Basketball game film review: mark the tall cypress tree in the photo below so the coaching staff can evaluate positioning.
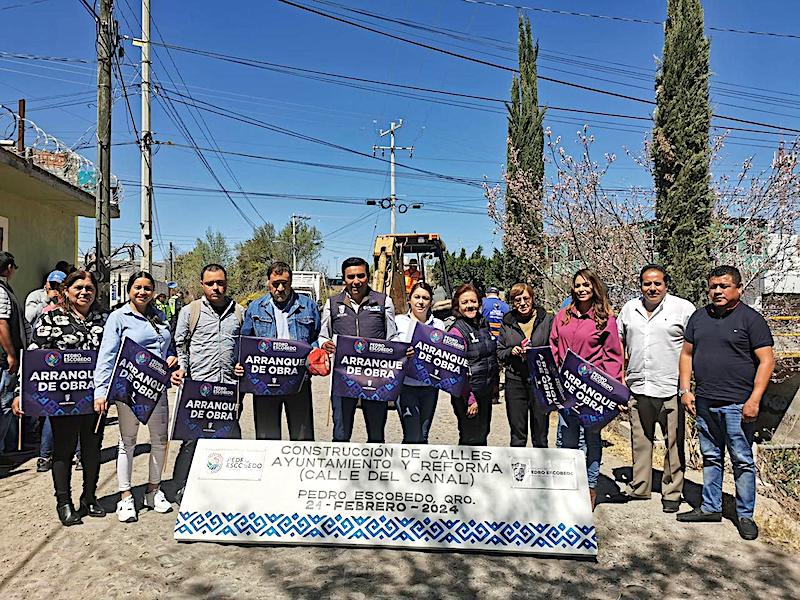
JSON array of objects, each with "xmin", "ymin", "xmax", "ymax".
[
  {"xmin": 505, "ymin": 15, "xmax": 545, "ymax": 289},
  {"xmin": 653, "ymin": 0, "xmax": 713, "ymax": 302}
]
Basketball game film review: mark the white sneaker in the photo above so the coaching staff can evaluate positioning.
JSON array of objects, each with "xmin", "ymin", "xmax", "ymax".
[
  {"xmin": 116, "ymin": 495, "xmax": 137, "ymax": 523},
  {"xmin": 144, "ymin": 489, "xmax": 173, "ymax": 513}
]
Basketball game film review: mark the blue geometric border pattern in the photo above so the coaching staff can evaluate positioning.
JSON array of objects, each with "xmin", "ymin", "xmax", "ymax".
[{"xmin": 175, "ymin": 512, "xmax": 597, "ymax": 551}]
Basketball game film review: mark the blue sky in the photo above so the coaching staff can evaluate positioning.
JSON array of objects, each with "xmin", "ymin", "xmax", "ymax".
[{"xmin": 2, "ymin": 0, "xmax": 798, "ymax": 275}]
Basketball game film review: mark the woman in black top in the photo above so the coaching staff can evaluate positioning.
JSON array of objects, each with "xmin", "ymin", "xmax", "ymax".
[
  {"xmin": 447, "ymin": 283, "xmax": 498, "ymax": 446},
  {"xmin": 13, "ymin": 271, "xmax": 108, "ymax": 526},
  {"xmin": 496, "ymin": 283, "xmax": 554, "ymax": 448}
]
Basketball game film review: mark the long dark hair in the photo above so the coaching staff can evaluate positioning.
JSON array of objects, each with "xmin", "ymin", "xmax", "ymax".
[
  {"xmin": 563, "ymin": 268, "xmax": 613, "ymax": 331},
  {"xmin": 451, "ymin": 283, "xmax": 483, "ymax": 321},
  {"xmin": 126, "ymin": 271, "xmax": 165, "ymax": 331},
  {"xmin": 61, "ymin": 270, "xmax": 100, "ymax": 316}
]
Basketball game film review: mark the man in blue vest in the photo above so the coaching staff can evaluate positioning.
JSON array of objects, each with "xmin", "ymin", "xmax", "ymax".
[{"xmin": 321, "ymin": 257, "xmax": 397, "ymax": 443}]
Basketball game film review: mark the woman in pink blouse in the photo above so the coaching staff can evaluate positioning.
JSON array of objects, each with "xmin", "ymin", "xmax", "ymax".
[{"xmin": 550, "ymin": 269, "xmax": 623, "ymax": 509}]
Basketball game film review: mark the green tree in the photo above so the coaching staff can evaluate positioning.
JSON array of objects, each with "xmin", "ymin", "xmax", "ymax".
[
  {"xmin": 276, "ymin": 221, "xmax": 323, "ymax": 272},
  {"xmin": 229, "ymin": 220, "xmax": 324, "ymax": 299},
  {"xmin": 653, "ymin": 0, "xmax": 713, "ymax": 302},
  {"xmin": 173, "ymin": 228, "xmax": 233, "ymax": 298},
  {"xmin": 505, "ymin": 14, "xmax": 546, "ymax": 288},
  {"xmin": 435, "ymin": 246, "xmax": 504, "ymax": 291},
  {"xmin": 230, "ymin": 223, "xmax": 280, "ymax": 298}
]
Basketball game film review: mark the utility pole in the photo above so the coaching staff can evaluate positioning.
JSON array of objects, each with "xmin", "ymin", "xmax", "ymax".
[
  {"xmin": 16, "ymin": 99, "xmax": 25, "ymax": 154},
  {"xmin": 291, "ymin": 213, "xmax": 310, "ymax": 271},
  {"xmin": 373, "ymin": 119, "xmax": 413, "ymax": 234},
  {"xmin": 95, "ymin": 0, "xmax": 114, "ymax": 305},
  {"xmin": 167, "ymin": 241, "xmax": 174, "ymax": 281},
  {"xmin": 135, "ymin": 0, "xmax": 153, "ymax": 271}
]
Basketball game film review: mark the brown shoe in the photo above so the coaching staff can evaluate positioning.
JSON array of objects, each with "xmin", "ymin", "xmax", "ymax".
[{"xmin": 589, "ymin": 488, "xmax": 597, "ymax": 511}]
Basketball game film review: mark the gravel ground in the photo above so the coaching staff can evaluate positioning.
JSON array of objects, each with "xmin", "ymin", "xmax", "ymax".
[{"xmin": 0, "ymin": 376, "xmax": 798, "ymax": 600}]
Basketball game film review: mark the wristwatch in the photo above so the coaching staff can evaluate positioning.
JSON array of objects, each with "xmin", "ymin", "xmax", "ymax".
[{"xmin": 678, "ymin": 388, "xmax": 691, "ymax": 397}]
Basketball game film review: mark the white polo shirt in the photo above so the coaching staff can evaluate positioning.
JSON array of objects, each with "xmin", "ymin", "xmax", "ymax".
[{"xmin": 617, "ymin": 293, "xmax": 696, "ymax": 398}]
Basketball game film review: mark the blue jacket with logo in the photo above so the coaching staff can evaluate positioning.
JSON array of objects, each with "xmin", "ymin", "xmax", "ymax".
[{"xmin": 241, "ymin": 291, "xmax": 321, "ymax": 346}]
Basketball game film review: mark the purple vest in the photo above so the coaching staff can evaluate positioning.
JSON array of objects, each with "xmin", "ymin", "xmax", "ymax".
[{"xmin": 329, "ymin": 289, "xmax": 388, "ymax": 339}]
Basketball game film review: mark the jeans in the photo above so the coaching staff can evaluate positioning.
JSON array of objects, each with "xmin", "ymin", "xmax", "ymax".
[
  {"xmin": 0, "ymin": 369, "xmax": 19, "ymax": 453},
  {"xmin": 116, "ymin": 396, "xmax": 169, "ymax": 491},
  {"xmin": 560, "ymin": 410, "xmax": 602, "ymax": 488},
  {"xmin": 695, "ymin": 399, "xmax": 756, "ymax": 518},
  {"xmin": 397, "ymin": 385, "xmax": 438, "ymax": 444},
  {"xmin": 50, "ymin": 414, "xmax": 105, "ymax": 505},
  {"xmin": 40, "ymin": 417, "xmax": 54, "ymax": 458},
  {"xmin": 331, "ymin": 396, "xmax": 387, "ymax": 443},
  {"xmin": 556, "ymin": 413, "xmax": 586, "ymax": 451},
  {"xmin": 504, "ymin": 377, "xmax": 549, "ymax": 448},
  {"xmin": 253, "ymin": 381, "xmax": 315, "ymax": 441}
]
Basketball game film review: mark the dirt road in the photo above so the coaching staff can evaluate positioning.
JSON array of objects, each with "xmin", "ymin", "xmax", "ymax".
[{"xmin": 1, "ymin": 377, "xmax": 798, "ymax": 599}]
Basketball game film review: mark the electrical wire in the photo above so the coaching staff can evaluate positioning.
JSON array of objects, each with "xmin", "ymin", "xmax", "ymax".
[
  {"xmin": 460, "ymin": 0, "xmax": 800, "ymax": 40},
  {"xmin": 276, "ymin": 0, "xmax": 800, "ymax": 134}
]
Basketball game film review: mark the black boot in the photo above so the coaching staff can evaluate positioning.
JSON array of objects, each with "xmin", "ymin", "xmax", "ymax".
[
  {"xmin": 56, "ymin": 502, "xmax": 83, "ymax": 526},
  {"xmin": 78, "ymin": 497, "xmax": 107, "ymax": 518}
]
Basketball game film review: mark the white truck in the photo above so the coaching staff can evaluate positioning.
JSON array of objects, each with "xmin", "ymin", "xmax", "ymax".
[{"xmin": 293, "ymin": 271, "xmax": 325, "ymax": 304}]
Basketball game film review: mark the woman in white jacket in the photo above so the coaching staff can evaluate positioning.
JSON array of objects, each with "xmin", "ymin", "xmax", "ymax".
[{"xmin": 394, "ymin": 281, "xmax": 445, "ymax": 444}]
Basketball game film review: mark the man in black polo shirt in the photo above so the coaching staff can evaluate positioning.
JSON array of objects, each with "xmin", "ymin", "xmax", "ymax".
[
  {"xmin": 320, "ymin": 257, "xmax": 397, "ymax": 443},
  {"xmin": 676, "ymin": 266, "xmax": 774, "ymax": 540}
]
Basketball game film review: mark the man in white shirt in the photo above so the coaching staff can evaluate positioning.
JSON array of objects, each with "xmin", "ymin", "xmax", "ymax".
[{"xmin": 617, "ymin": 264, "xmax": 696, "ymax": 513}]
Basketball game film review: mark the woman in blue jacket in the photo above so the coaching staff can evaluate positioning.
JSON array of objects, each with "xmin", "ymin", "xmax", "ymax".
[{"xmin": 94, "ymin": 272, "xmax": 177, "ymax": 523}]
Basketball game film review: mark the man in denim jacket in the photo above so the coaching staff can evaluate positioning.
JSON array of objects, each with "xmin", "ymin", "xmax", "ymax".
[{"xmin": 240, "ymin": 261, "xmax": 321, "ymax": 440}]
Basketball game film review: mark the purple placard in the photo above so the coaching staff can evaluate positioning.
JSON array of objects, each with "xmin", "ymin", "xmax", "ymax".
[
  {"xmin": 526, "ymin": 346, "xmax": 570, "ymax": 413},
  {"xmin": 332, "ymin": 335, "xmax": 408, "ymax": 402},
  {"xmin": 171, "ymin": 379, "xmax": 241, "ymax": 441},
  {"xmin": 404, "ymin": 321, "xmax": 468, "ymax": 397},
  {"xmin": 21, "ymin": 349, "xmax": 97, "ymax": 417},
  {"xmin": 107, "ymin": 337, "xmax": 170, "ymax": 424},
  {"xmin": 560, "ymin": 350, "xmax": 630, "ymax": 431},
  {"xmin": 238, "ymin": 336, "xmax": 311, "ymax": 396}
]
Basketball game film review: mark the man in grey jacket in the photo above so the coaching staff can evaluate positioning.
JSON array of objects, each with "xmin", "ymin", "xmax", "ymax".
[{"xmin": 169, "ymin": 263, "xmax": 244, "ymax": 501}]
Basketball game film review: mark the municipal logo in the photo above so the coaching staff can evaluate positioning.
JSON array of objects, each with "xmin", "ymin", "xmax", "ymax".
[
  {"xmin": 353, "ymin": 338, "xmax": 367, "ymax": 354},
  {"xmin": 429, "ymin": 330, "xmax": 443, "ymax": 344},
  {"xmin": 44, "ymin": 351, "xmax": 61, "ymax": 367},
  {"xmin": 511, "ymin": 462, "xmax": 527, "ymax": 482},
  {"xmin": 577, "ymin": 364, "xmax": 590, "ymax": 377},
  {"xmin": 257, "ymin": 339, "xmax": 271, "ymax": 353},
  {"xmin": 199, "ymin": 383, "xmax": 213, "ymax": 397},
  {"xmin": 135, "ymin": 351, "xmax": 150, "ymax": 366},
  {"xmin": 206, "ymin": 452, "xmax": 223, "ymax": 473}
]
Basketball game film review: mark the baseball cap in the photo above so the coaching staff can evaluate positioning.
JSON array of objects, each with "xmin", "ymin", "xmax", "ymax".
[
  {"xmin": 487, "ymin": 286, "xmax": 500, "ymax": 294},
  {"xmin": 47, "ymin": 270, "xmax": 67, "ymax": 284}
]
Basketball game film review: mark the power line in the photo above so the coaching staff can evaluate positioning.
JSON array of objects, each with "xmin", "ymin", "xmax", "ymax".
[
  {"xmin": 137, "ymin": 40, "xmax": 798, "ymax": 138},
  {"xmin": 160, "ymin": 88, "xmax": 488, "ymax": 189},
  {"xmin": 460, "ymin": 0, "xmax": 800, "ymax": 40},
  {"xmin": 114, "ymin": 0, "xmax": 261, "ymax": 231},
  {"xmin": 155, "ymin": 141, "xmax": 502, "ymax": 185},
  {"xmin": 276, "ymin": 0, "xmax": 800, "ymax": 134},
  {"xmin": 1, "ymin": 0, "xmax": 52, "ymax": 9}
]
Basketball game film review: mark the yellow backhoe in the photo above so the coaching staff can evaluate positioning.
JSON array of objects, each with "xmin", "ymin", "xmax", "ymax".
[{"xmin": 371, "ymin": 233, "xmax": 453, "ymax": 319}]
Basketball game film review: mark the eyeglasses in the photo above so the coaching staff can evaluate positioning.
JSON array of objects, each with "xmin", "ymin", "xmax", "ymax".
[{"xmin": 513, "ymin": 297, "xmax": 532, "ymax": 305}]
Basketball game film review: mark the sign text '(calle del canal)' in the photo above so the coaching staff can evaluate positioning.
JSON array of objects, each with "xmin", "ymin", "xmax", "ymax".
[{"xmin": 176, "ymin": 440, "xmax": 597, "ymax": 557}]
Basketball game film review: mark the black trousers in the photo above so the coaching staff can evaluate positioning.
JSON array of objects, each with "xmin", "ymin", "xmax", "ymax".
[
  {"xmin": 504, "ymin": 376, "xmax": 549, "ymax": 448},
  {"xmin": 332, "ymin": 396, "xmax": 388, "ymax": 443},
  {"xmin": 50, "ymin": 413, "xmax": 105, "ymax": 505},
  {"xmin": 450, "ymin": 389, "xmax": 492, "ymax": 446},
  {"xmin": 253, "ymin": 380, "xmax": 315, "ymax": 441}
]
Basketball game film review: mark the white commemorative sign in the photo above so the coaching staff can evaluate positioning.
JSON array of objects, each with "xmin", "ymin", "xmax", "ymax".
[{"xmin": 175, "ymin": 440, "xmax": 597, "ymax": 556}]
